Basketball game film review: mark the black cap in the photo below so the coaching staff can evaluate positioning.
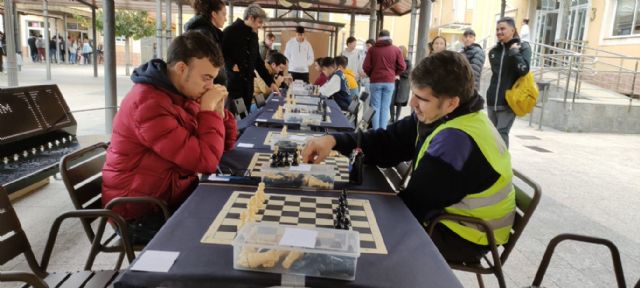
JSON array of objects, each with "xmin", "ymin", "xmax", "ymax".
[
  {"xmin": 296, "ymin": 26, "xmax": 305, "ymax": 34},
  {"xmin": 463, "ymin": 28, "xmax": 476, "ymax": 37}
]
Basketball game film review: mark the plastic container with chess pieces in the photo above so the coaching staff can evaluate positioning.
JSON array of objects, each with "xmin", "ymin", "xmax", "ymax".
[
  {"xmin": 283, "ymin": 111, "xmax": 323, "ymax": 126},
  {"xmin": 233, "ymin": 222, "xmax": 360, "ymax": 281},
  {"xmin": 261, "ymin": 163, "xmax": 335, "ymax": 189}
]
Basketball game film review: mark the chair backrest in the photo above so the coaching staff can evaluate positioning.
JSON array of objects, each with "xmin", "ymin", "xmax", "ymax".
[
  {"xmin": 348, "ymin": 98, "xmax": 360, "ymax": 115},
  {"xmin": 254, "ymin": 93, "xmax": 266, "ymax": 108},
  {"xmin": 234, "ymin": 98, "xmax": 248, "ymax": 119},
  {"xmin": 358, "ymin": 106, "xmax": 376, "ymax": 131},
  {"xmin": 499, "ymin": 169, "xmax": 542, "ymax": 264},
  {"xmin": 0, "ymin": 187, "xmax": 44, "ymax": 277},
  {"xmin": 59, "ymin": 142, "xmax": 109, "ymax": 241},
  {"xmin": 359, "ymin": 91, "xmax": 370, "ymax": 102}
]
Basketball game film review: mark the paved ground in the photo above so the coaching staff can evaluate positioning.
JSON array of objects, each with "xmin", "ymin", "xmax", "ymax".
[{"xmin": 1, "ymin": 63, "xmax": 640, "ymax": 287}]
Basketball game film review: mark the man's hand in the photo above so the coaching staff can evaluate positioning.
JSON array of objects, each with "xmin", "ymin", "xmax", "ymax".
[
  {"xmin": 301, "ymin": 135, "xmax": 336, "ymax": 164},
  {"xmin": 270, "ymin": 83, "xmax": 280, "ymax": 94},
  {"xmin": 359, "ymin": 71, "xmax": 367, "ymax": 78},
  {"xmin": 510, "ymin": 43, "xmax": 521, "ymax": 50},
  {"xmin": 200, "ymin": 85, "xmax": 228, "ymax": 116}
]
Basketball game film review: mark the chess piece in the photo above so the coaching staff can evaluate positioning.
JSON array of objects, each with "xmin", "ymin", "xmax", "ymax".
[
  {"xmin": 281, "ymin": 125, "xmax": 288, "ymax": 137},
  {"xmin": 283, "ymin": 152, "xmax": 290, "ymax": 166},
  {"xmin": 291, "ymin": 151, "xmax": 299, "ymax": 166},
  {"xmin": 282, "ymin": 251, "xmax": 304, "ymax": 269},
  {"xmin": 277, "ymin": 152, "xmax": 285, "ymax": 167},
  {"xmin": 322, "ymin": 99, "xmax": 328, "ymax": 122}
]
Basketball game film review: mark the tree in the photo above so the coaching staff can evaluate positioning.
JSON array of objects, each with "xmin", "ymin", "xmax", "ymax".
[{"xmin": 78, "ymin": 10, "xmax": 155, "ymax": 75}]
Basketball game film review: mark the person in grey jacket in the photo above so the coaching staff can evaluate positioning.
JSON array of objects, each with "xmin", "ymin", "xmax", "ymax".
[
  {"xmin": 486, "ymin": 17, "xmax": 531, "ymax": 147},
  {"xmin": 460, "ymin": 29, "xmax": 485, "ymax": 91}
]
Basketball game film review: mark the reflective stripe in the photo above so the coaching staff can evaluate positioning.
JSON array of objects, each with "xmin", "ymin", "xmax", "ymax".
[
  {"xmin": 457, "ymin": 210, "xmax": 515, "ymax": 231},
  {"xmin": 450, "ymin": 182, "xmax": 513, "ymax": 210}
]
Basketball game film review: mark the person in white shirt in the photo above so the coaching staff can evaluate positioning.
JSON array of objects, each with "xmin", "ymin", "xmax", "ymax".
[
  {"xmin": 284, "ymin": 26, "xmax": 314, "ymax": 83},
  {"xmin": 341, "ymin": 36, "xmax": 365, "ymax": 84},
  {"xmin": 520, "ymin": 18, "xmax": 530, "ymax": 42}
]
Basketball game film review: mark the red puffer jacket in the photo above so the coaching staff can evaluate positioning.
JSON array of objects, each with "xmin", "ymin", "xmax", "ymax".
[{"xmin": 102, "ymin": 83, "xmax": 237, "ymax": 220}]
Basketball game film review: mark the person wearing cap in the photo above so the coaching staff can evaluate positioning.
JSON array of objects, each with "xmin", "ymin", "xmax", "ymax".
[
  {"xmin": 222, "ymin": 3, "xmax": 278, "ymax": 114},
  {"xmin": 284, "ymin": 26, "xmax": 315, "ymax": 83},
  {"xmin": 460, "ymin": 28, "xmax": 485, "ymax": 91},
  {"xmin": 302, "ymin": 51, "xmax": 515, "ymax": 264}
]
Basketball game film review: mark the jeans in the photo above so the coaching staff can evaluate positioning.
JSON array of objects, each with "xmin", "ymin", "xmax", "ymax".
[
  {"xmin": 369, "ymin": 82, "xmax": 395, "ymax": 130},
  {"xmin": 487, "ymin": 107, "xmax": 516, "ymax": 147}
]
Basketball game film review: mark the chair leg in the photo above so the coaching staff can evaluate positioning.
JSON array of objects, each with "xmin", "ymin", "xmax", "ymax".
[
  {"xmin": 495, "ymin": 270, "xmax": 507, "ymax": 288},
  {"xmin": 476, "ymin": 273, "xmax": 485, "ymax": 288},
  {"xmin": 115, "ymin": 251, "xmax": 125, "ymax": 270}
]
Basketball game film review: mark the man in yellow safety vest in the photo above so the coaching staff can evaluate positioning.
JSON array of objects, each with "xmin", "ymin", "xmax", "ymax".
[{"xmin": 302, "ymin": 50, "xmax": 516, "ymax": 263}]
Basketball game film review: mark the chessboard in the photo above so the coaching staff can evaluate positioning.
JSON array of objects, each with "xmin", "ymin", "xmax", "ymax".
[
  {"xmin": 263, "ymin": 131, "xmax": 323, "ymax": 146},
  {"xmin": 271, "ymin": 112, "xmax": 332, "ymax": 124},
  {"xmin": 248, "ymin": 152, "xmax": 350, "ymax": 183},
  {"xmin": 201, "ymin": 191, "xmax": 388, "ymax": 254}
]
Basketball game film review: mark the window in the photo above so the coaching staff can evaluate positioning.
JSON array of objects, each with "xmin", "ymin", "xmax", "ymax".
[{"xmin": 612, "ymin": 0, "xmax": 640, "ymax": 36}]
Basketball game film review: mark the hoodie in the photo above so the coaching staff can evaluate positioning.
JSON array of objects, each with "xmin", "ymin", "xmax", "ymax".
[
  {"xmin": 363, "ymin": 38, "xmax": 406, "ymax": 83},
  {"xmin": 486, "ymin": 38, "xmax": 531, "ymax": 109},
  {"xmin": 103, "ymin": 59, "xmax": 237, "ymax": 220},
  {"xmin": 462, "ymin": 43, "xmax": 486, "ymax": 90}
]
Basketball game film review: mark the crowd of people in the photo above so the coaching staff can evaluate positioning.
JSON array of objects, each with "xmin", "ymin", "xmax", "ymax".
[
  {"xmin": 100, "ymin": 3, "xmax": 531, "ymax": 264},
  {"xmin": 25, "ymin": 33, "xmax": 97, "ymax": 65}
]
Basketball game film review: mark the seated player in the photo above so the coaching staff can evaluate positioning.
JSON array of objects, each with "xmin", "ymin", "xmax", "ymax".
[
  {"xmin": 318, "ymin": 57, "xmax": 351, "ymax": 111},
  {"xmin": 302, "ymin": 51, "xmax": 516, "ymax": 264},
  {"xmin": 102, "ymin": 31, "xmax": 237, "ymax": 244},
  {"xmin": 312, "ymin": 57, "xmax": 328, "ymax": 86},
  {"xmin": 254, "ymin": 52, "xmax": 292, "ymax": 97},
  {"xmin": 334, "ymin": 56, "xmax": 359, "ymax": 99}
]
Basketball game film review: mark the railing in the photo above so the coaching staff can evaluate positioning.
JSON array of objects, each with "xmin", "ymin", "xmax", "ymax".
[{"xmin": 529, "ymin": 40, "xmax": 639, "ymax": 110}]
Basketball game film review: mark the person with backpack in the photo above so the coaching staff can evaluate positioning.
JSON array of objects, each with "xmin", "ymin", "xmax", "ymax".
[{"xmin": 486, "ymin": 17, "xmax": 531, "ymax": 147}]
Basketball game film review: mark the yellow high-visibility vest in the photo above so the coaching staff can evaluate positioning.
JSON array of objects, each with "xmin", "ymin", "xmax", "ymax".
[{"xmin": 415, "ymin": 112, "xmax": 516, "ymax": 245}]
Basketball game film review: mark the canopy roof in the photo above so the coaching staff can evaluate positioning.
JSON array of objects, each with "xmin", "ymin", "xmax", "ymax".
[{"xmin": 264, "ymin": 18, "xmax": 344, "ymax": 34}]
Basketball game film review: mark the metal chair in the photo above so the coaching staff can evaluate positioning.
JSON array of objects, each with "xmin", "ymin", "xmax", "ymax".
[
  {"xmin": 254, "ymin": 93, "xmax": 266, "ymax": 108},
  {"xmin": 427, "ymin": 169, "xmax": 542, "ymax": 288},
  {"xmin": 59, "ymin": 142, "xmax": 169, "ymax": 270},
  {"xmin": 347, "ymin": 98, "xmax": 361, "ymax": 127},
  {"xmin": 359, "ymin": 91, "xmax": 370, "ymax": 102},
  {"xmin": 357, "ymin": 105, "xmax": 376, "ymax": 131},
  {"xmin": 234, "ymin": 98, "xmax": 249, "ymax": 119},
  {"xmin": 529, "ymin": 234, "xmax": 626, "ymax": 288},
  {"xmin": 0, "ymin": 186, "xmax": 135, "ymax": 288}
]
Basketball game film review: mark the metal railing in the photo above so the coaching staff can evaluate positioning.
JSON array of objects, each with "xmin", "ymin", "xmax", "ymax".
[{"xmin": 529, "ymin": 40, "xmax": 639, "ymax": 110}]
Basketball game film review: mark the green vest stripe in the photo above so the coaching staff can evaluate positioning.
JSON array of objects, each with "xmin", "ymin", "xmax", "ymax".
[{"xmin": 415, "ymin": 111, "xmax": 516, "ymax": 246}]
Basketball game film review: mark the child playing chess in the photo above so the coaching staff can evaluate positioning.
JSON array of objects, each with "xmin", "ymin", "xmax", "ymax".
[
  {"xmin": 334, "ymin": 56, "xmax": 359, "ymax": 100},
  {"xmin": 318, "ymin": 57, "xmax": 351, "ymax": 111}
]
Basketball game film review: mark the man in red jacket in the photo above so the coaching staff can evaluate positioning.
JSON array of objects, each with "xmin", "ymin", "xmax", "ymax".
[
  {"xmin": 102, "ymin": 31, "xmax": 237, "ymax": 244},
  {"xmin": 363, "ymin": 30, "xmax": 406, "ymax": 130}
]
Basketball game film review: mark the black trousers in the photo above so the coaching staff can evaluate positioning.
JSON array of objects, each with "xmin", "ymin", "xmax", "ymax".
[
  {"xmin": 125, "ymin": 212, "xmax": 166, "ymax": 245},
  {"xmin": 429, "ymin": 223, "xmax": 490, "ymax": 264},
  {"xmin": 289, "ymin": 72, "xmax": 309, "ymax": 83},
  {"xmin": 227, "ymin": 71, "xmax": 254, "ymax": 116}
]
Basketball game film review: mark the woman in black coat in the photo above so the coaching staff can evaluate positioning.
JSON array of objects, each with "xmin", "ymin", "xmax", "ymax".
[
  {"xmin": 184, "ymin": 0, "xmax": 227, "ymax": 85},
  {"xmin": 390, "ymin": 46, "xmax": 412, "ymax": 123}
]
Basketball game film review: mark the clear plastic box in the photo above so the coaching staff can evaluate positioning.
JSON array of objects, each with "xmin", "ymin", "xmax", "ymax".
[
  {"xmin": 283, "ymin": 111, "xmax": 324, "ymax": 126},
  {"xmin": 260, "ymin": 164, "xmax": 335, "ymax": 189},
  {"xmin": 233, "ymin": 222, "xmax": 360, "ymax": 281}
]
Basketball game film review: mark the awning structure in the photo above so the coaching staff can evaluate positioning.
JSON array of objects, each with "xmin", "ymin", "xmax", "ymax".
[{"xmin": 265, "ymin": 18, "xmax": 345, "ymax": 34}]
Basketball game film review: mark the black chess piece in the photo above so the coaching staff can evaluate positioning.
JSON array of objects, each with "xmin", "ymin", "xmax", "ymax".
[
  {"xmin": 340, "ymin": 217, "xmax": 351, "ymax": 229},
  {"xmin": 283, "ymin": 152, "xmax": 290, "ymax": 166},
  {"xmin": 322, "ymin": 100, "xmax": 328, "ymax": 122},
  {"xmin": 292, "ymin": 151, "xmax": 299, "ymax": 166},
  {"xmin": 277, "ymin": 152, "xmax": 285, "ymax": 167},
  {"xmin": 270, "ymin": 152, "xmax": 278, "ymax": 168}
]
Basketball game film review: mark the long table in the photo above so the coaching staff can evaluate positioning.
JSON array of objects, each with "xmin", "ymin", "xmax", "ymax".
[
  {"xmin": 253, "ymin": 95, "xmax": 354, "ymax": 132},
  {"xmin": 114, "ymin": 183, "xmax": 462, "ymax": 288},
  {"xmin": 217, "ymin": 126, "xmax": 395, "ymax": 193}
]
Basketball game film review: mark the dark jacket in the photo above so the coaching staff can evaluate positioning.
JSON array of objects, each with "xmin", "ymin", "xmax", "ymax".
[
  {"xmin": 462, "ymin": 43, "xmax": 486, "ymax": 90},
  {"xmin": 331, "ymin": 93, "xmax": 499, "ymax": 223},
  {"xmin": 222, "ymin": 18, "xmax": 273, "ymax": 86},
  {"xmin": 331, "ymin": 70, "xmax": 352, "ymax": 111},
  {"xmin": 362, "ymin": 38, "xmax": 406, "ymax": 83},
  {"xmin": 184, "ymin": 15, "xmax": 227, "ymax": 86},
  {"xmin": 393, "ymin": 59, "xmax": 412, "ymax": 106},
  {"xmin": 102, "ymin": 59, "xmax": 237, "ymax": 220},
  {"xmin": 486, "ymin": 38, "xmax": 531, "ymax": 109}
]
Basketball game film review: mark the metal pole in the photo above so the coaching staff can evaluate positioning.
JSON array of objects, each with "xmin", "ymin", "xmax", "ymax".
[
  {"xmin": 13, "ymin": 3, "xmax": 22, "ymax": 71},
  {"xmin": 44, "ymin": 0, "xmax": 51, "ymax": 80},
  {"xmin": 178, "ymin": 4, "xmax": 183, "ymax": 36},
  {"xmin": 616, "ymin": 58, "xmax": 623, "ymax": 92},
  {"xmin": 156, "ymin": 0, "xmax": 163, "ymax": 59},
  {"xmin": 408, "ymin": 0, "xmax": 418, "ymax": 64},
  {"xmin": 368, "ymin": 0, "xmax": 377, "ymax": 40},
  {"xmin": 4, "ymin": 0, "xmax": 19, "ymax": 86},
  {"xmin": 333, "ymin": 31, "xmax": 338, "ymax": 57},
  {"xmin": 104, "ymin": 0, "xmax": 117, "ymax": 133},
  {"xmin": 166, "ymin": 0, "xmax": 172, "ymax": 58},
  {"xmin": 54, "ymin": 18, "xmax": 58, "ymax": 63},
  {"xmin": 629, "ymin": 61, "xmax": 638, "ymax": 112},
  {"xmin": 349, "ymin": 13, "xmax": 355, "ymax": 37},
  {"xmin": 416, "ymin": 0, "xmax": 432, "ymax": 61},
  {"xmin": 92, "ymin": 7, "xmax": 98, "ymax": 77},
  {"xmin": 64, "ymin": 15, "xmax": 68, "ymax": 64},
  {"xmin": 563, "ymin": 56, "xmax": 573, "ymax": 106},
  {"xmin": 229, "ymin": 1, "xmax": 234, "ymax": 25}
]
